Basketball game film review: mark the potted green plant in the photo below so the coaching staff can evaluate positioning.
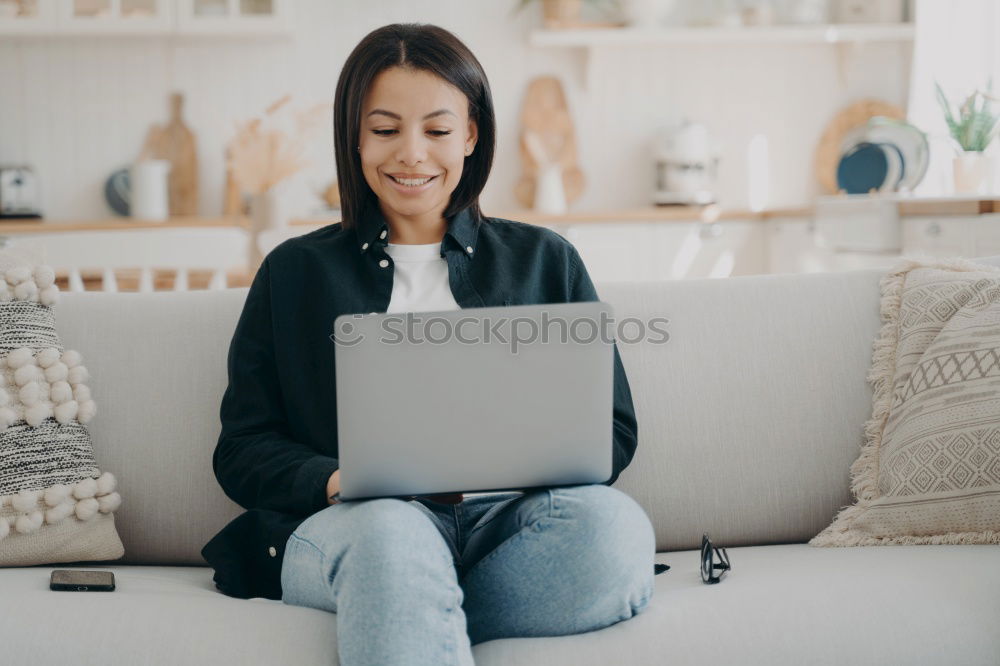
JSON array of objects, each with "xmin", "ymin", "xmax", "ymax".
[
  {"xmin": 512, "ymin": 0, "xmax": 619, "ymax": 29},
  {"xmin": 935, "ymin": 80, "xmax": 1000, "ymax": 194}
]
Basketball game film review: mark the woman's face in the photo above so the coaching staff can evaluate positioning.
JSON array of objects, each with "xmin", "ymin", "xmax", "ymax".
[{"xmin": 359, "ymin": 67, "xmax": 477, "ymax": 223}]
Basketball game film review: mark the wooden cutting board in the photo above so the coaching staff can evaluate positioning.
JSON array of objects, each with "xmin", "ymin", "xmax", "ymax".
[
  {"xmin": 139, "ymin": 92, "xmax": 199, "ymax": 216},
  {"xmin": 514, "ymin": 76, "xmax": 585, "ymax": 209}
]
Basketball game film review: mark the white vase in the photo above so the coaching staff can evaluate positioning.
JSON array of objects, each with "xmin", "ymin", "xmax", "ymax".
[
  {"xmin": 952, "ymin": 152, "xmax": 994, "ymax": 195},
  {"xmin": 534, "ymin": 163, "xmax": 567, "ymax": 214}
]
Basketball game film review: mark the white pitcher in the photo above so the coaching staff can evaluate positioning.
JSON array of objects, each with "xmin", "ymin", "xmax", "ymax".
[{"xmin": 130, "ymin": 159, "xmax": 171, "ymax": 222}]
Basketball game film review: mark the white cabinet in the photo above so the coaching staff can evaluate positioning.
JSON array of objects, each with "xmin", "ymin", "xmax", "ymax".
[
  {"xmin": 547, "ymin": 210, "xmax": 999, "ymax": 282},
  {"xmin": 559, "ymin": 219, "xmax": 765, "ymax": 282},
  {"xmin": 902, "ymin": 217, "xmax": 977, "ymax": 258},
  {"xmin": 765, "ymin": 218, "xmax": 835, "ymax": 274},
  {"xmin": 972, "ymin": 214, "xmax": 1000, "ymax": 259},
  {"xmin": 900, "ymin": 214, "xmax": 1000, "ymax": 261},
  {"xmin": 813, "ymin": 196, "xmax": 900, "ymax": 252},
  {"xmin": 766, "ymin": 216, "xmax": 908, "ymax": 275},
  {"xmin": 0, "ymin": 0, "xmax": 290, "ymax": 34},
  {"xmin": 561, "ymin": 223, "xmax": 660, "ymax": 283},
  {"xmin": 659, "ymin": 220, "xmax": 765, "ymax": 279}
]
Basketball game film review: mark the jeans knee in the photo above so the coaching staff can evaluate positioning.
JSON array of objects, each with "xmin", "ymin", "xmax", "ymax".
[
  {"xmin": 549, "ymin": 485, "xmax": 655, "ymax": 594},
  {"xmin": 552, "ymin": 485, "xmax": 655, "ymax": 551},
  {"xmin": 346, "ymin": 499, "xmax": 451, "ymax": 560}
]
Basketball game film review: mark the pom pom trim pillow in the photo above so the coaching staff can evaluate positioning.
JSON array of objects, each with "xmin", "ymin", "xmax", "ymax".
[
  {"xmin": 0, "ymin": 260, "xmax": 124, "ymax": 565},
  {"xmin": 811, "ymin": 257, "xmax": 1000, "ymax": 547}
]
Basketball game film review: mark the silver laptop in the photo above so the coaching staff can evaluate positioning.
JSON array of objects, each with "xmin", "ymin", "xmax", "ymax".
[{"xmin": 333, "ymin": 301, "xmax": 615, "ymax": 501}]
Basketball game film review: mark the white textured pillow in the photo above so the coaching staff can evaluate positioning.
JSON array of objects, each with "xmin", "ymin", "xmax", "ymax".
[
  {"xmin": 0, "ymin": 256, "xmax": 124, "ymax": 565},
  {"xmin": 811, "ymin": 257, "xmax": 1000, "ymax": 547}
]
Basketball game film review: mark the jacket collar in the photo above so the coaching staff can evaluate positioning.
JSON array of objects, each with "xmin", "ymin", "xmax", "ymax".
[{"xmin": 355, "ymin": 203, "xmax": 481, "ymax": 260}]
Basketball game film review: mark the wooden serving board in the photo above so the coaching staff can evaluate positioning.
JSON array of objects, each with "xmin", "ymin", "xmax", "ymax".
[
  {"xmin": 514, "ymin": 76, "xmax": 585, "ymax": 209},
  {"xmin": 139, "ymin": 92, "xmax": 199, "ymax": 216}
]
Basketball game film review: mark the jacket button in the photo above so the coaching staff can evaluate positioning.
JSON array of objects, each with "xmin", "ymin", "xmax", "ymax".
[
  {"xmin": 465, "ymin": 246, "xmax": 473, "ymax": 254},
  {"xmin": 379, "ymin": 230, "xmax": 387, "ymax": 240},
  {"xmin": 268, "ymin": 546, "xmax": 277, "ymax": 557},
  {"xmin": 361, "ymin": 242, "xmax": 368, "ymax": 250},
  {"xmin": 379, "ymin": 259, "xmax": 389, "ymax": 268}
]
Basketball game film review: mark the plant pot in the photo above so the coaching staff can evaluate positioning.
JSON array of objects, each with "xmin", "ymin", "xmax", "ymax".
[
  {"xmin": 542, "ymin": 0, "xmax": 582, "ymax": 28},
  {"xmin": 952, "ymin": 151, "xmax": 994, "ymax": 195}
]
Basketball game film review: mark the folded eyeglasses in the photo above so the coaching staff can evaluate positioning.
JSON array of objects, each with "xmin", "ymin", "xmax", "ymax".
[{"xmin": 701, "ymin": 533, "xmax": 731, "ymax": 584}]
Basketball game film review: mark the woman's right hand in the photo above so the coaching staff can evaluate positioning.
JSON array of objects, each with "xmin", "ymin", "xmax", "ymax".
[
  {"xmin": 327, "ymin": 469, "xmax": 341, "ymax": 505},
  {"xmin": 326, "ymin": 469, "xmax": 463, "ymax": 505}
]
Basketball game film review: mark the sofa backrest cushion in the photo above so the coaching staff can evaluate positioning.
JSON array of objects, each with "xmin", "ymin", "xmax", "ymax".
[
  {"xmin": 51, "ymin": 256, "xmax": 1000, "ymax": 563},
  {"xmin": 604, "ymin": 254, "xmax": 1000, "ymax": 551},
  {"xmin": 53, "ymin": 290, "xmax": 244, "ymax": 565}
]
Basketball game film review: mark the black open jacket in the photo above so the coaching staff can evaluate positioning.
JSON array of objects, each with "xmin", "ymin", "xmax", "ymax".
[{"xmin": 200, "ymin": 204, "xmax": 639, "ymax": 600}]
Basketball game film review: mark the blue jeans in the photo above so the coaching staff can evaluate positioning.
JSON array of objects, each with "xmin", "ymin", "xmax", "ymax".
[{"xmin": 280, "ymin": 483, "xmax": 656, "ymax": 666}]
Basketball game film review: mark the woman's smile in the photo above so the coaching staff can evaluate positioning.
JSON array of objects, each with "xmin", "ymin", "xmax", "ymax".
[{"xmin": 384, "ymin": 171, "xmax": 440, "ymax": 195}]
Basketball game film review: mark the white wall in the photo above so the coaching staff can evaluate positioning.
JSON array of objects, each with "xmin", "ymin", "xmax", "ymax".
[{"xmin": 0, "ymin": 0, "xmax": 912, "ymax": 220}]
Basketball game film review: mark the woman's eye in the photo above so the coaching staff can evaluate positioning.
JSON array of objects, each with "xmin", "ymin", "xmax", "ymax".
[{"xmin": 371, "ymin": 130, "xmax": 452, "ymax": 137}]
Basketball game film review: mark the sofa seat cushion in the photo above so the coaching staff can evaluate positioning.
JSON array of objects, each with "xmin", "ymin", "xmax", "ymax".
[
  {"xmin": 0, "ymin": 564, "xmax": 335, "ymax": 664},
  {"xmin": 1, "ymin": 544, "xmax": 997, "ymax": 665},
  {"xmin": 480, "ymin": 544, "xmax": 1000, "ymax": 665}
]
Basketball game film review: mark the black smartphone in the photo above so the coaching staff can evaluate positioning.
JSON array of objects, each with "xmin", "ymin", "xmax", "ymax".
[{"xmin": 49, "ymin": 569, "xmax": 116, "ymax": 592}]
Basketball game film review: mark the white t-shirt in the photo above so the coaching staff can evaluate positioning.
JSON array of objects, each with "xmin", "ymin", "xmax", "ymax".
[
  {"xmin": 383, "ymin": 242, "xmax": 460, "ymax": 313},
  {"xmin": 382, "ymin": 241, "xmax": 517, "ymax": 500}
]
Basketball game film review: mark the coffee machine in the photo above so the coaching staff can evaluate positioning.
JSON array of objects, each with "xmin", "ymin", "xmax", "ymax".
[
  {"xmin": 0, "ymin": 166, "xmax": 43, "ymax": 218},
  {"xmin": 652, "ymin": 120, "xmax": 720, "ymax": 206}
]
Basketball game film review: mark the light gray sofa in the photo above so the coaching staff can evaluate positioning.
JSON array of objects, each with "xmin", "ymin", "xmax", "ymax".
[{"xmin": 2, "ymin": 258, "xmax": 999, "ymax": 665}]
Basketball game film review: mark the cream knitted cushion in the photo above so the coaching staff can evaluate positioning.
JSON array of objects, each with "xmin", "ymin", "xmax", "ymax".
[
  {"xmin": 811, "ymin": 257, "xmax": 1000, "ymax": 547},
  {"xmin": 0, "ymin": 255, "xmax": 124, "ymax": 565}
]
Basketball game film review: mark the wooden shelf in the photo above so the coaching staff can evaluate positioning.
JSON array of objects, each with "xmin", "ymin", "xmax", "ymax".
[
  {"xmin": 4, "ymin": 196, "xmax": 998, "ymax": 236},
  {"xmin": 486, "ymin": 205, "xmax": 811, "ymax": 224},
  {"xmin": 529, "ymin": 23, "xmax": 916, "ymax": 47},
  {"xmin": 0, "ymin": 216, "xmax": 252, "ymax": 233},
  {"xmin": 817, "ymin": 194, "xmax": 1000, "ymax": 217},
  {"xmin": 528, "ymin": 22, "xmax": 915, "ymax": 91},
  {"xmin": 0, "ymin": 207, "xmax": 805, "ymax": 234},
  {"xmin": 293, "ymin": 206, "xmax": 812, "ymax": 227}
]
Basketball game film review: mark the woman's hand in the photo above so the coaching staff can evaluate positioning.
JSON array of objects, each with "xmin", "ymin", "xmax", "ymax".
[
  {"xmin": 326, "ymin": 470, "xmax": 463, "ymax": 505},
  {"xmin": 327, "ymin": 469, "xmax": 341, "ymax": 505}
]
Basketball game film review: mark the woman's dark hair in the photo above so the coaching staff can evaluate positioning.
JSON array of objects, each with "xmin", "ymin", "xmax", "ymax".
[{"xmin": 333, "ymin": 23, "xmax": 497, "ymax": 230}]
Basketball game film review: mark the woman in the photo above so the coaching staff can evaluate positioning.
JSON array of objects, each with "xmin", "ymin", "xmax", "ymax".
[{"xmin": 202, "ymin": 22, "xmax": 655, "ymax": 666}]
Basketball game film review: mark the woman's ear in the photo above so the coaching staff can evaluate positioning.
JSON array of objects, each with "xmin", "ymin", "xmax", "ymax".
[{"xmin": 466, "ymin": 118, "xmax": 478, "ymax": 155}]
